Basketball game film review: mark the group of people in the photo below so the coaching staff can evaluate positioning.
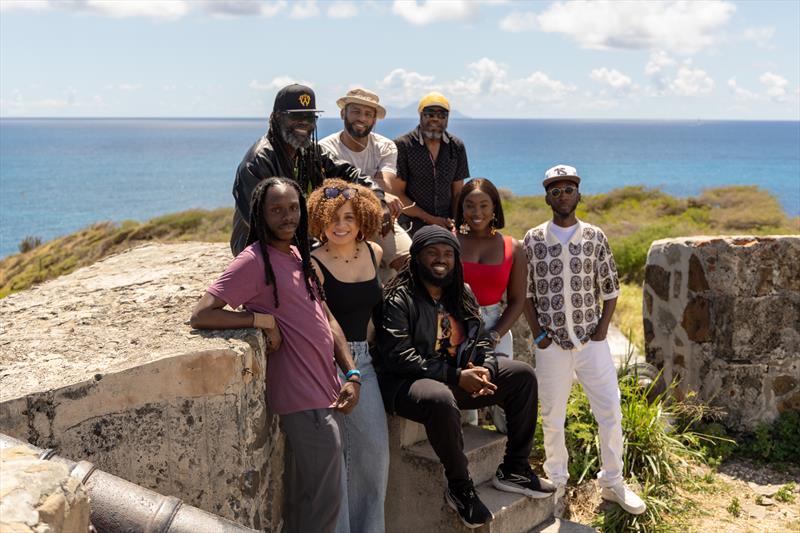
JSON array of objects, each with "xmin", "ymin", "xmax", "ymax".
[{"xmin": 190, "ymin": 84, "xmax": 646, "ymax": 532}]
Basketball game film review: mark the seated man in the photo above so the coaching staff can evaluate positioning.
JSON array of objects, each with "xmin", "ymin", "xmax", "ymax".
[{"xmin": 373, "ymin": 225, "xmax": 555, "ymax": 528}]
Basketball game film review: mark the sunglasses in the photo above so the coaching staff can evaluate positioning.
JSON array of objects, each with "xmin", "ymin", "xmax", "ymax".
[
  {"xmin": 549, "ymin": 186, "xmax": 578, "ymax": 198},
  {"xmin": 282, "ymin": 111, "xmax": 318, "ymax": 123},
  {"xmin": 422, "ymin": 110, "xmax": 449, "ymax": 120},
  {"xmin": 323, "ymin": 187, "xmax": 358, "ymax": 200}
]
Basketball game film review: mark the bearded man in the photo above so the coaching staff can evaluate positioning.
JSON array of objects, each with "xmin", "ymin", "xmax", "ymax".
[{"xmin": 230, "ymin": 83, "xmax": 399, "ymax": 256}]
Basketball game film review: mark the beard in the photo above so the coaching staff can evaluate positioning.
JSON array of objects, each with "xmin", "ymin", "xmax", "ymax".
[
  {"xmin": 421, "ymin": 129, "xmax": 443, "ymax": 140},
  {"xmin": 344, "ymin": 117, "xmax": 373, "ymax": 139},
  {"xmin": 280, "ymin": 123, "xmax": 313, "ymax": 150},
  {"xmin": 417, "ymin": 262, "xmax": 455, "ymax": 288}
]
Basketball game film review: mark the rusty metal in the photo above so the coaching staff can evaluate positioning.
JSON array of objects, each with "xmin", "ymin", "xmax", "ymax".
[{"xmin": 0, "ymin": 433, "xmax": 258, "ymax": 533}]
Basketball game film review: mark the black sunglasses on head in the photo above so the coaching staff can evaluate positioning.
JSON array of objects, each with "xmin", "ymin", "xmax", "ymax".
[
  {"xmin": 323, "ymin": 187, "xmax": 358, "ymax": 200},
  {"xmin": 549, "ymin": 186, "xmax": 578, "ymax": 198}
]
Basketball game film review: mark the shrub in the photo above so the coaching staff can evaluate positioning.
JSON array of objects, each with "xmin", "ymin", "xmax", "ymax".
[
  {"xmin": 726, "ymin": 497, "xmax": 741, "ymax": 517},
  {"xmin": 775, "ymin": 483, "xmax": 797, "ymax": 504},
  {"xmin": 18, "ymin": 235, "xmax": 42, "ymax": 253},
  {"xmin": 738, "ymin": 410, "xmax": 800, "ymax": 464}
]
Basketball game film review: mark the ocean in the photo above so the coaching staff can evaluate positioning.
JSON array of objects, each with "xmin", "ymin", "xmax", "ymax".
[{"xmin": 1, "ymin": 118, "xmax": 798, "ymax": 258}]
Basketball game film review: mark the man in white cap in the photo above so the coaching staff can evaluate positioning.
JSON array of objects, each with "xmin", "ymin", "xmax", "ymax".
[
  {"xmin": 391, "ymin": 92, "xmax": 470, "ymax": 236},
  {"xmin": 319, "ymin": 88, "xmax": 411, "ymax": 273},
  {"xmin": 522, "ymin": 164, "xmax": 646, "ymax": 517}
]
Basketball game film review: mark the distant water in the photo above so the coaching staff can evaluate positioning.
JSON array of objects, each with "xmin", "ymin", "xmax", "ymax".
[{"xmin": 1, "ymin": 118, "xmax": 798, "ymax": 258}]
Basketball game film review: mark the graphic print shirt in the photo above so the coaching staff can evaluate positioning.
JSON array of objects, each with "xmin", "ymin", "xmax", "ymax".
[
  {"xmin": 523, "ymin": 220, "xmax": 620, "ymax": 350},
  {"xmin": 434, "ymin": 305, "xmax": 466, "ymax": 359}
]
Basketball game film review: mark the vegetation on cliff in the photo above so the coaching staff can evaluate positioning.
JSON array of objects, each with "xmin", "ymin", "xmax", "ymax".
[{"xmin": 2, "ymin": 185, "xmax": 796, "ymax": 301}]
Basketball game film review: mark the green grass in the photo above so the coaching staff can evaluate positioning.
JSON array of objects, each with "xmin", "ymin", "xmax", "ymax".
[{"xmin": 2, "ymin": 185, "xmax": 796, "ymax": 299}]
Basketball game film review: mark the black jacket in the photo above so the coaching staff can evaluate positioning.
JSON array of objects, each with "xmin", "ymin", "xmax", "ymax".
[
  {"xmin": 230, "ymin": 134, "xmax": 385, "ymax": 256},
  {"xmin": 372, "ymin": 281, "xmax": 498, "ymax": 412}
]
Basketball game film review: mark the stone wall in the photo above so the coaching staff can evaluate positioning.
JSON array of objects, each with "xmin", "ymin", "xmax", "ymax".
[
  {"xmin": 643, "ymin": 236, "xmax": 800, "ymax": 431},
  {"xmin": 0, "ymin": 243, "xmax": 283, "ymax": 531}
]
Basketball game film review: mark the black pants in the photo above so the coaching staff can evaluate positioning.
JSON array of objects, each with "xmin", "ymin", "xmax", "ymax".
[{"xmin": 393, "ymin": 358, "xmax": 538, "ymax": 488}]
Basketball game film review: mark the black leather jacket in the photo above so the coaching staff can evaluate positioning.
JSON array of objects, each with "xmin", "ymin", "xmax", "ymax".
[
  {"xmin": 230, "ymin": 134, "xmax": 385, "ymax": 256},
  {"xmin": 372, "ymin": 282, "xmax": 498, "ymax": 412}
]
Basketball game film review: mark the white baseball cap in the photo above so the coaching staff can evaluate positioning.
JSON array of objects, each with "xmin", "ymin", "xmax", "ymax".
[{"xmin": 543, "ymin": 164, "xmax": 581, "ymax": 188}]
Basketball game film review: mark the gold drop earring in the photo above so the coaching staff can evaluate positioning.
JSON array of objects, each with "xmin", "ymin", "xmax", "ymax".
[
  {"xmin": 459, "ymin": 222, "xmax": 470, "ymax": 235},
  {"xmin": 489, "ymin": 215, "xmax": 497, "ymax": 236}
]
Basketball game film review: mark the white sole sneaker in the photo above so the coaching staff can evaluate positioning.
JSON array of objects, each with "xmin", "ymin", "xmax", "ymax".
[
  {"xmin": 491, "ymin": 476, "xmax": 555, "ymax": 499},
  {"xmin": 601, "ymin": 486, "xmax": 647, "ymax": 515}
]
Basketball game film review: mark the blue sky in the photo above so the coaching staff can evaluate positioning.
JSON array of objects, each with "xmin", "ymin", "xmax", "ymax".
[{"xmin": 1, "ymin": 0, "xmax": 798, "ymax": 119}]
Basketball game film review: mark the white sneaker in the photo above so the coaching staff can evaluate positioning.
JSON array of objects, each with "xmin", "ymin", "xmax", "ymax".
[{"xmin": 601, "ymin": 482, "xmax": 646, "ymax": 515}]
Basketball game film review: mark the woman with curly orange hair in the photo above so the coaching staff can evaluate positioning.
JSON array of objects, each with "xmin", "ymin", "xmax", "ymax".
[{"xmin": 307, "ymin": 178, "xmax": 389, "ymax": 533}]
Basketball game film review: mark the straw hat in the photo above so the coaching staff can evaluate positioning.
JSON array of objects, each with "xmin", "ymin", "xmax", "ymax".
[{"xmin": 336, "ymin": 87, "xmax": 387, "ymax": 119}]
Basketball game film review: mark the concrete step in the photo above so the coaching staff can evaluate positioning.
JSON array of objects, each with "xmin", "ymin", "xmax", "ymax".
[
  {"xmin": 476, "ymin": 481, "xmax": 554, "ymax": 533},
  {"xmin": 404, "ymin": 424, "xmax": 508, "ymax": 485}
]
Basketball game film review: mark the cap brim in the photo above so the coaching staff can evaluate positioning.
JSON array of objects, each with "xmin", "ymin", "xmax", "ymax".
[
  {"xmin": 543, "ymin": 176, "xmax": 580, "ymax": 188},
  {"xmin": 336, "ymin": 97, "xmax": 386, "ymax": 119},
  {"xmin": 282, "ymin": 109, "xmax": 324, "ymax": 114}
]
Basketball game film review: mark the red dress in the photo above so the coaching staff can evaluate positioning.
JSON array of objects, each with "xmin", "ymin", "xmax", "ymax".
[{"xmin": 462, "ymin": 235, "xmax": 514, "ymax": 307}]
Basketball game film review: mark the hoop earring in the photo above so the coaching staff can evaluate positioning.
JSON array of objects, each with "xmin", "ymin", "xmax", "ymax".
[
  {"xmin": 319, "ymin": 234, "xmax": 328, "ymax": 244},
  {"xmin": 357, "ymin": 231, "xmax": 365, "ymax": 242},
  {"xmin": 489, "ymin": 215, "xmax": 497, "ymax": 236},
  {"xmin": 458, "ymin": 222, "xmax": 470, "ymax": 235}
]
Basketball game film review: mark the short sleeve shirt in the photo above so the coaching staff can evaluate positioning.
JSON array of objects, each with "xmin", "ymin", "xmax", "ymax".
[
  {"xmin": 523, "ymin": 220, "xmax": 620, "ymax": 350},
  {"xmin": 394, "ymin": 127, "xmax": 470, "ymax": 218},
  {"xmin": 319, "ymin": 131, "xmax": 398, "ymax": 177},
  {"xmin": 207, "ymin": 243, "xmax": 340, "ymax": 415}
]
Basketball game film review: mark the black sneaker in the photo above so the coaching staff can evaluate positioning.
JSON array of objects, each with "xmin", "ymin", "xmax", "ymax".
[
  {"xmin": 492, "ymin": 464, "xmax": 557, "ymax": 499},
  {"xmin": 445, "ymin": 482, "xmax": 493, "ymax": 529}
]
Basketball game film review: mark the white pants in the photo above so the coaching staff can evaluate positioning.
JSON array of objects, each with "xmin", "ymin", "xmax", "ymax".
[{"xmin": 536, "ymin": 339, "xmax": 624, "ymax": 488}]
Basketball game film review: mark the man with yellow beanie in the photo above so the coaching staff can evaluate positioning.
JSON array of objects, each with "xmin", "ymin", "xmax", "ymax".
[{"xmin": 390, "ymin": 92, "xmax": 470, "ymax": 236}]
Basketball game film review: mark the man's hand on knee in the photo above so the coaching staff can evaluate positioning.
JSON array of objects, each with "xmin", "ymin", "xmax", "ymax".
[{"xmin": 459, "ymin": 363, "xmax": 497, "ymax": 398}]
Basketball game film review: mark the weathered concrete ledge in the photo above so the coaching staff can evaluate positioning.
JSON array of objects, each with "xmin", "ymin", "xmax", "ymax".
[
  {"xmin": 0, "ymin": 243, "xmax": 282, "ymax": 530},
  {"xmin": 643, "ymin": 235, "xmax": 800, "ymax": 431}
]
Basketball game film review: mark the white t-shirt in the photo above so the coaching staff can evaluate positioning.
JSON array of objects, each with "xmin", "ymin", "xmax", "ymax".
[
  {"xmin": 319, "ymin": 131, "xmax": 398, "ymax": 177},
  {"xmin": 550, "ymin": 222, "xmax": 579, "ymax": 245}
]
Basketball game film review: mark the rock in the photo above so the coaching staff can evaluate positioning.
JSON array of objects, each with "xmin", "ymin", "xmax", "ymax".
[{"xmin": 643, "ymin": 236, "xmax": 800, "ymax": 431}]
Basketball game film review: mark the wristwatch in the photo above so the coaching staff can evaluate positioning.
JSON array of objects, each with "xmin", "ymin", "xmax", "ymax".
[{"xmin": 488, "ymin": 330, "xmax": 502, "ymax": 345}]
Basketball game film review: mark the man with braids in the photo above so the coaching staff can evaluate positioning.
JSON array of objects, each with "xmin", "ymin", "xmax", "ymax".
[
  {"xmin": 191, "ymin": 177, "xmax": 361, "ymax": 533},
  {"xmin": 230, "ymin": 83, "xmax": 399, "ymax": 256},
  {"xmin": 373, "ymin": 225, "xmax": 555, "ymax": 529}
]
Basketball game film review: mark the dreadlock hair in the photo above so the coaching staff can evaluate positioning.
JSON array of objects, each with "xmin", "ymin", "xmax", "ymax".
[
  {"xmin": 266, "ymin": 113, "xmax": 327, "ymax": 194},
  {"xmin": 383, "ymin": 247, "xmax": 480, "ymax": 322},
  {"xmin": 244, "ymin": 177, "xmax": 325, "ymax": 308}
]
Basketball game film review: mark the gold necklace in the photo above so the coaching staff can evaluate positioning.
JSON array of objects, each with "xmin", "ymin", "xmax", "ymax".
[
  {"xmin": 325, "ymin": 241, "xmax": 360, "ymax": 263},
  {"xmin": 343, "ymin": 130, "xmax": 368, "ymax": 151}
]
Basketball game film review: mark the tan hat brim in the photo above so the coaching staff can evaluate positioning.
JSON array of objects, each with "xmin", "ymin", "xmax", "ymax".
[{"xmin": 336, "ymin": 96, "xmax": 386, "ymax": 119}]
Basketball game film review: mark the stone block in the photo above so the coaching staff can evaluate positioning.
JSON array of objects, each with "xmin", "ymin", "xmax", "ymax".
[
  {"xmin": 643, "ymin": 236, "xmax": 800, "ymax": 431},
  {"xmin": 0, "ymin": 243, "xmax": 282, "ymax": 530}
]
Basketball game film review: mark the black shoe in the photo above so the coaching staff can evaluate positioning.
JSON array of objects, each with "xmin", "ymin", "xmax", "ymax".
[
  {"xmin": 445, "ymin": 482, "xmax": 493, "ymax": 529},
  {"xmin": 492, "ymin": 464, "xmax": 557, "ymax": 499}
]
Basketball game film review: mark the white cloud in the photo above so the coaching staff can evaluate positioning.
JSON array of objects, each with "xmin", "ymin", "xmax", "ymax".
[
  {"xmin": 392, "ymin": 0, "xmax": 477, "ymax": 26},
  {"xmin": 289, "ymin": 0, "xmax": 319, "ymax": 19},
  {"xmin": 201, "ymin": 1, "xmax": 286, "ymax": 17},
  {"xmin": 118, "ymin": 83, "xmax": 143, "ymax": 92},
  {"xmin": 498, "ymin": 10, "xmax": 537, "ymax": 32},
  {"xmin": 668, "ymin": 66, "xmax": 714, "ymax": 96},
  {"xmin": 727, "ymin": 78, "xmax": 757, "ymax": 102},
  {"xmin": 249, "ymin": 77, "xmax": 314, "ymax": 91},
  {"xmin": 447, "ymin": 57, "xmax": 509, "ymax": 96},
  {"xmin": 377, "ymin": 68, "xmax": 438, "ymax": 104},
  {"xmin": 590, "ymin": 68, "xmax": 632, "ymax": 90},
  {"xmin": 644, "ymin": 50, "xmax": 675, "ymax": 76},
  {"xmin": 531, "ymin": 0, "xmax": 735, "ymax": 54},
  {"xmin": 512, "ymin": 71, "xmax": 576, "ymax": 102},
  {"xmin": 326, "ymin": 1, "xmax": 357, "ymax": 19},
  {"xmin": 743, "ymin": 26, "xmax": 775, "ymax": 48},
  {"xmin": 760, "ymin": 72, "xmax": 788, "ymax": 102},
  {"xmin": 65, "ymin": 0, "xmax": 190, "ymax": 20},
  {"xmin": 0, "ymin": 0, "xmax": 49, "ymax": 11}
]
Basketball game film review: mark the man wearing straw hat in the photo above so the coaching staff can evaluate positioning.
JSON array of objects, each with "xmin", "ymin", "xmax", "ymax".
[
  {"xmin": 392, "ymin": 92, "xmax": 470, "ymax": 236},
  {"xmin": 320, "ymin": 88, "xmax": 411, "ymax": 274}
]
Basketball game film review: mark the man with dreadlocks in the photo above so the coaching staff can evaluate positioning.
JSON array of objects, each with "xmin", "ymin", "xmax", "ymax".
[
  {"xmin": 230, "ymin": 83, "xmax": 397, "ymax": 256},
  {"xmin": 373, "ymin": 225, "xmax": 555, "ymax": 529},
  {"xmin": 191, "ymin": 177, "xmax": 360, "ymax": 533}
]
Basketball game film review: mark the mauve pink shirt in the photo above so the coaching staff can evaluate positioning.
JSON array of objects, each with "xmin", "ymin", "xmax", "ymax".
[{"xmin": 207, "ymin": 242, "xmax": 340, "ymax": 415}]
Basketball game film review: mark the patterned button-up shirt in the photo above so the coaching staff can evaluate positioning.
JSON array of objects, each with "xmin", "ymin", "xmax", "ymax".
[
  {"xmin": 394, "ymin": 126, "xmax": 470, "ymax": 220},
  {"xmin": 523, "ymin": 220, "xmax": 620, "ymax": 350}
]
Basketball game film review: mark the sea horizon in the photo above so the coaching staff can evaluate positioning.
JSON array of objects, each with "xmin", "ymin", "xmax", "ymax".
[{"xmin": 1, "ymin": 117, "xmax": 798, "ymax": 258}]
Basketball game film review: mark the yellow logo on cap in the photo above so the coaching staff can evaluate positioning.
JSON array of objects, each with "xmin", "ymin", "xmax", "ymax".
[{"xmin": 299, "ymin": 94, "xmax": 311, "ymax": 107}]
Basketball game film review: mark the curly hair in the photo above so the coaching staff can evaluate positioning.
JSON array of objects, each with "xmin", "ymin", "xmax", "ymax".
[
  {"xmin": 307, "ymin": 178, "xmax": 383, "ymax": 241},
  {"xmin": 454, "ymin": 177, "xmax": 506, "ymax": 230}
]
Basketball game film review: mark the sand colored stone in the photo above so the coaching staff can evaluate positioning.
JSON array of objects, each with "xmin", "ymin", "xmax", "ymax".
[
  {"xmin": 0, "ymin": 243, "xmax": 282, "ymax": 530},
  {"xmin": 0, "ymin": 446, "xmax": 91, "ymax": 532},
  {"xmin": 643, "ymin": 235, "xmax": 800, "ymax": 431}
]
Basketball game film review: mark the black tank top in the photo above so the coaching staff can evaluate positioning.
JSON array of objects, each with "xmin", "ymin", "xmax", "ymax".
[{"xmin": 313, "ymin": 243, "xmax": 382, "ymax": 342}]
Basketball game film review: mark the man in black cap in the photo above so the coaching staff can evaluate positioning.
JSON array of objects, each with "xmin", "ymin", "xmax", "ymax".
[
  {"xmin": 230, "ymin": 83, "xmax": 396, "ymax": 256},
  {"xmin": 373, "ymin": 225, "xmax": 554, "ymax": 529}
]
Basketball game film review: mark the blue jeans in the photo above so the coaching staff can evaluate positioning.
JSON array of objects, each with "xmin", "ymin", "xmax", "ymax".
[{"xmin": 335, "ymin": 341, "xmax": 390, "ymax": 533}]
